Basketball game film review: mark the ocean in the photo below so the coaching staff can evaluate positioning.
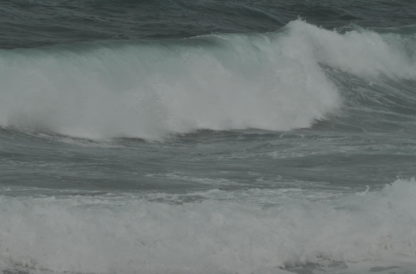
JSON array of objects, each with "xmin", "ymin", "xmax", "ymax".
[{"xmin": 1, "ymin": 0, "xmax": 416, "ymax": 273}]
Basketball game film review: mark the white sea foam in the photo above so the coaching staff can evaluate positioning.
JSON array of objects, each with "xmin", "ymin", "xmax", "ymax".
[
  {"xmin": 1, "ymin": 179, "xmax": 416, "ymax": 274},
  {"xmin": 0, "ymin": 20, "xmax": 415, "ymax": 140}
]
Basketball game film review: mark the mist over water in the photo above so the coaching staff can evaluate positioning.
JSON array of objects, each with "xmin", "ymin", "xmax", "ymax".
[{"xmin": 1, "ymin": 1, "xmax": 416, "ymax": 274}]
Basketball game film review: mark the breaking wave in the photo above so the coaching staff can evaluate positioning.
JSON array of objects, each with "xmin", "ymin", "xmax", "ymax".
[{"xmin": 0, "ymin": 20, "xmax": 415, "ymax": 139}]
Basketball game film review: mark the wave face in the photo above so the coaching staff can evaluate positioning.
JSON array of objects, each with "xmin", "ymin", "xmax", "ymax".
[
  {"xmin": 1, "ymin": 20, "xmax": 415, "ymax": 140},
  {"xmin": 1, "ymin": 179, "xmax": 416, "ymax": 274}
]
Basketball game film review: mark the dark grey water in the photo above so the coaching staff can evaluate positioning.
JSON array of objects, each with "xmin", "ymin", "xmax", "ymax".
[
  {"xmin": 0, "ymin": 1, "xmax": 416, "ymax": 273},
  {"xmin": 1, "ymin": 0, "xmax": 416, "ymax": 48}
]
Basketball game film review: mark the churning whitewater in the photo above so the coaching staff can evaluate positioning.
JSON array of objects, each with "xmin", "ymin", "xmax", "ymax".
[
  {"xmin": 1, "ymin": 1, "xmax": 416, "ymax": 273},
  {"xmin": 1, "ymin": 179, "xmax": 416, "ymax": 274}
]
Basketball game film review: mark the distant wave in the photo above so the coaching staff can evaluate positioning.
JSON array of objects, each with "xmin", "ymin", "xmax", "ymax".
[{"xmin": 0, "ymin": 20, "xmax": 415, "ymax": 140}]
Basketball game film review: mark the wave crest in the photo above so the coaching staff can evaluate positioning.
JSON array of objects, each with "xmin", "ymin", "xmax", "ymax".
[{"xmin": 0, "ymin": 20, "xmax": 414, "ymax": 139}]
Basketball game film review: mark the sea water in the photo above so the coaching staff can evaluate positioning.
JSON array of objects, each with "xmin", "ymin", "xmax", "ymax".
[{"xmin": 1, "ymin": 1, "xmax": 416, "ymax": 273}]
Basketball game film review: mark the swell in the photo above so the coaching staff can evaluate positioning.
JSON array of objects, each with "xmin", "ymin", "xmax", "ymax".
[
  {"xmin": 2, "ymin": 0, "xmax": 415, "ymax": 49},
  {"xmin": 0, "ymin": 20, "xmax": 415, "ymax": 140}
]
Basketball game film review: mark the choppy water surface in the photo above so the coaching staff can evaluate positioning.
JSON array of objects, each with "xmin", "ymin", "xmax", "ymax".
[{"xmin": 1, "ymin": 1, "xmax": 416, "ymax": 273}]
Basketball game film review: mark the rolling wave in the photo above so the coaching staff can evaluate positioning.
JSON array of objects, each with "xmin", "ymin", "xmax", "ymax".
[{"xmin": 0, "ymin": 20, "xmax": 415, "ymax": 140}]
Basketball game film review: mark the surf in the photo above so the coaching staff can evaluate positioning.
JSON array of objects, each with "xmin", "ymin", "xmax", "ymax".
[
  {"xmin": 1, "ymin": 178, "xmax": 416, "ymax": 274},
  {"xmin": 0, "ymin": 20, "xmax": 415, "ymax": 140}
]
